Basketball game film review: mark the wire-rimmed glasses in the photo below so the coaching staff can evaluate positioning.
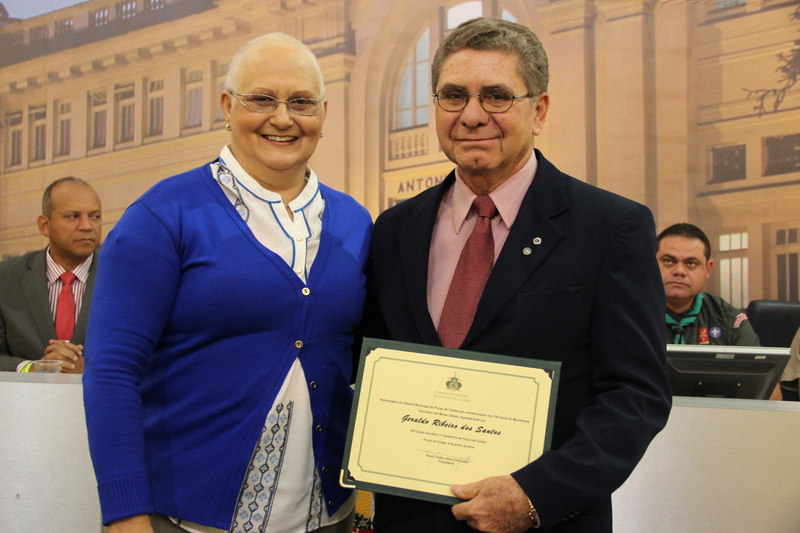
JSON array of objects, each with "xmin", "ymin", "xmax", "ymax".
[
  {"xmin": 229, "ymin": 91, "xmax": 322, "ymax": 116},
  {"xmin": 433, "ymin": 86, "xmax": 534, "ymax": 113}
]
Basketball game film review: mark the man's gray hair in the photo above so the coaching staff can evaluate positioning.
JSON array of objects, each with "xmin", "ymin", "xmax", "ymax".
[
  {"xmin": 431, "ymin": 17, "xmax": 549, "ymax": 97},
  {"xmin": 224, "ymin": 32, "xmax": 325, "ymax": 97},
  {"xmin": 42, "ymin": 177, "xmax": 90, "ymax": 217}
]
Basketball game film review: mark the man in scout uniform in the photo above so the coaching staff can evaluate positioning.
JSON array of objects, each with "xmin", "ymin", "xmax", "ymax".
[{"xmin": 657, "ymin": 222, "xmax": 759, "ymax": 346}]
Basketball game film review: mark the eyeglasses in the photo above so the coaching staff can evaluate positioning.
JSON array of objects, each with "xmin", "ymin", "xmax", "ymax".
[
  {"xmin": 229, "ymin": 91, "xmax": 322, "ymax": 116},
  {"xmin": 433, "ymin": 87, "xmax": 534, "ymax": 113}
]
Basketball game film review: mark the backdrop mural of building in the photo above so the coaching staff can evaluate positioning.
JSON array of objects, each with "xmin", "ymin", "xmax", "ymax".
[{"xmin": 1, "ymin": 0, "xmax": 799, "ymax": 306}]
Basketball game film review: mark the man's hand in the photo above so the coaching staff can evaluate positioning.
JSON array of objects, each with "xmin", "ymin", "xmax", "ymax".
[
  {"xmin": 108, "ymin": 514, "xmax": 154, "ymax": 533},
  {"xmin": 451, "ymin": 475, "xmax": 535, "ymax": 533},
  {"xmin": 44, "ymin": 340, "xmax": 84, "ymax": 373}
]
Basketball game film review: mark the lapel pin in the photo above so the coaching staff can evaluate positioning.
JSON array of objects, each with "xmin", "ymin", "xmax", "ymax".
[
  {"xmin": 533, "ymin": 237, "xmax": 542, "ymax": 245},
  {"xmin": 523, "ymin": 247, "xmax": 532, "ymax": 255}
]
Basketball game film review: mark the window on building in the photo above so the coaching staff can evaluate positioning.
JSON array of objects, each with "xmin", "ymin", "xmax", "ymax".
[
  {"xmin": 713, "ymin": 0, "xmax": 746, "ymax": 9},
  {"xmin": 447, "ymin": 2, "xmax": 482, "ymax": 30},
  {"xmin": 146, "ymin": 0, "xmax": 166, "ymax": 11},
  {"xmin": 118, "ymin": 1, "xmax": 137, "ymax": 19},
  {"xmin": 764, "ymin": 133, "xmax": 800, "ymax": 177},
  {"xmin": 777, "ymin": 228, "xmax": 799, "ymax": 246},
  {"xmin": 777, "ymin": 252, "xmax": 799, "ymax": 302},
  {"xmin": 501, "ymin": 9, "xmax": 517, "ymax": 23},
  {"xmin": 776, "ymin": 226, "xmax": 800, "ymax": 301},
  {"xmin": 10, "ymin": 131, "xmax": 22, "ymax": 166},
  {"xmin": 710, "ymin": 144, "xmax": 746, "ymax": 183},
  {"xmin": 115, "ymin": 84, "xmax": 135, "ymax": 143},
  {"xmin": 90, "ymin": 8, "xmax": 110, "ymax": 27},
  {"xmin": 186, "ymin": 88, "xmax": 203, "ymax": 128},
  {"xmin": 29, "ymin": 25, "xmax": 49, "ymax": 41},
  {"xmin": 186, "ymin": 69, "xmax": 203, "ymax": 84},
  {"xmin": 396, "ymin": 29, "xmax": 430, "ymax": 130},
  {"xmin": 146, "ymin": 78, "xmax": 164, "ymax": 137},
  {"xmin": 88, "ymin": 90, "xmax": 108, "ymax": 149},
  {"xmin": 184, "ymin": 69, "xmax": 204, "ymax": 129},
  {"xmin": 717, "ymin": 232, "xmax": 749, "ymax": 309},
  {"xmin": 54, "ymin": 18, "xmax": 74, "ymax": 36},
  {"xmin": 6, "ymin": 111, "xmax": 23, "ymax": 167},
  {"xmin": 56, "ymin": 101, "xmax": 72, "ymax": 156},
  {"xmin": 29, "ymin": 106, "xmax": 47, "ymax": 162}
]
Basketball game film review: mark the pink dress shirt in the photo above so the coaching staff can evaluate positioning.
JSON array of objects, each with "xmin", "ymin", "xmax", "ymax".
[{"xmin": 427, "ymin": 152, "xmax": 538, "ymax": 329}]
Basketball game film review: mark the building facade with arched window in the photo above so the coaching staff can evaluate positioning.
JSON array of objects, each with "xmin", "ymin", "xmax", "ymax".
[{"xmin": 1, "ymin": 0, "xmax": 799, "ymax": 304}]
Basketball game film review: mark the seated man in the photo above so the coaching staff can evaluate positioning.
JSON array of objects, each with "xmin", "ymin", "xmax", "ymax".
[
  {"xmin": 0, "ymin": 177, "xmax": 102, "ymax": 373},
  {"xmin": 657, "ymin": 223, "xmax": 759, "ymax": 345}
]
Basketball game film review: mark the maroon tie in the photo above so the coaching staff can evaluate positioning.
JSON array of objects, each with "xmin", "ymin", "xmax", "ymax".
[
  {"xmin": 55, "ymin": 272, "xmax": 77, "ymax": 341},
  {"xmin": 438, "ymin": 195, "xmax": 498, "ymax": 349}
]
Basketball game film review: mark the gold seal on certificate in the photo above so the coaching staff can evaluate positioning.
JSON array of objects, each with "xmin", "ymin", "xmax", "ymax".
[{"xmin": 341, "ymin": 338, "xmax": 560, "ymax": 505}]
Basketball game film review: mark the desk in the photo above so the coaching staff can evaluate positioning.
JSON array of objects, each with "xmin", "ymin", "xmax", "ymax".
[
  {"xmin": 2, "ymin": 375, "xmax": 799, "ymax": 532},
  {"xmin": 613, "ymin": 396, "xmax": 800, "ymax": 532},
  {"xmin": 0, "ymin": 372, "xmax": 102, "ymax": 532}
]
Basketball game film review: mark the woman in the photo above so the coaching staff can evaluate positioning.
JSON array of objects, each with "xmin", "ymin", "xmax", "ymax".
[{"xmin": 83, "ymin": 33, "xmax": 371, "ymax": 533}]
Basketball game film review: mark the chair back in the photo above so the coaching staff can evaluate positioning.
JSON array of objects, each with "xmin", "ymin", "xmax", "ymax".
[{"xmin": 745, "ymin": 300, "xmax": 800, "ymax": 348}]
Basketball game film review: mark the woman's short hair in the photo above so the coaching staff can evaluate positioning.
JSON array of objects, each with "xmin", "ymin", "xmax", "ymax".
[
  {"xmin": 224, "ymin": 32, "xmax": 325, "ymax": 97},
  {"xmin": 431, "ymin": 17, "xmax": 549, "ymax": 97}
]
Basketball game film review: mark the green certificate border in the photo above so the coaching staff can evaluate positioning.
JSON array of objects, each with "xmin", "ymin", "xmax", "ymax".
[{"xmin": 340, "ymin": 338, "xmax": 561, "ymax": 505}]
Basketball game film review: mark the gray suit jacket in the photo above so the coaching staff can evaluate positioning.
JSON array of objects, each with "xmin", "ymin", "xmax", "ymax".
[{"xmin": 0, "ymin": 248, "xmax": 97, "ymax": 371}]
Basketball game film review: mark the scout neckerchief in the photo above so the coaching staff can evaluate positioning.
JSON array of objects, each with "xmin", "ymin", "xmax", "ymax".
[{"xmin": 666, "ymin": 292, "xmax": 704, "ymax": 344}]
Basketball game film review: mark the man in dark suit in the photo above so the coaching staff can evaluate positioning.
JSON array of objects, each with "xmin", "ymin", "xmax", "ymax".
[
  {"xmin": 0, "ymin": 177, "xmax": 101, "ymax": 373},
  {"xmin": 367, "ymin": 18, "xmax": 671, "ymax": 533}
]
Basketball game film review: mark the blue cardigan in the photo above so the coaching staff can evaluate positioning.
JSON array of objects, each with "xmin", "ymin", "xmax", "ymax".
[{"xmin": 83, "ymin": 163, "xmax": 372, "ymax": 528}]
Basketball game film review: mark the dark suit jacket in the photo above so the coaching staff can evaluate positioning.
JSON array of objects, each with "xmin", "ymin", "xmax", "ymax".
[
  {"xmin": 366, "ymin": 150, "xmax": 672, "ymax": 532},
  {"xmin": 0, "ymin": 248, "xmax": 97, "ymax": 371}
]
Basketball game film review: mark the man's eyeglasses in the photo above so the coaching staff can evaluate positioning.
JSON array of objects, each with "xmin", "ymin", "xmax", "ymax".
[
  {"xmin": 229, "ymin": 91, "xmax": 322, "ymax": 116},
  {"xmin": 433, "ymin": 87, "xmax": 534, "ymax": 113}
]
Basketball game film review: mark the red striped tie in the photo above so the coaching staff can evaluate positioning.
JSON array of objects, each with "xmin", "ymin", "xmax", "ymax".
[
  {"xmin": 438, "ymin": 195, "xmax": 498, "ymax": 349},
  {"xmin": 55, "ymin": 272, "xmax": 77, "ymax": 341}
]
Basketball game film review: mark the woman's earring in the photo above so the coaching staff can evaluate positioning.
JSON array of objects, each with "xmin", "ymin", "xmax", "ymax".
[
  {"xmin": 225, "ymin": 124, "xmax": 232, "ymax": 131},
  {"xmin": 320, "ymin": 131, "xmax": 324, "ymax": 138}
]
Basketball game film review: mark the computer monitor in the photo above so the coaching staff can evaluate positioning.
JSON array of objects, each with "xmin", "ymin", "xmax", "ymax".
[{"xmin": 666, "ymin": 345, "xmax": 791, "ymax": 400}]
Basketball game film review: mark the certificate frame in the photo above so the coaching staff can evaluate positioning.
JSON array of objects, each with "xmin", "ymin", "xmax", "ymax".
[{"xmin": 341, "ymin": 338, "xmax": 560, "ymax": 505}]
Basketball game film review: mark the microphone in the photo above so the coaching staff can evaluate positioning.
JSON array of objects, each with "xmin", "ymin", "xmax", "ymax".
[{"xmin": 673, "ymin": 327, "xmax": 684, "ymax": 335}]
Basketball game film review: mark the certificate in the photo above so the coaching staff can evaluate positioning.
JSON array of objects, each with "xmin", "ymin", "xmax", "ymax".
[{"xmin": 341, "ymin": 338, "xmax": 560, "ymax": 505}]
